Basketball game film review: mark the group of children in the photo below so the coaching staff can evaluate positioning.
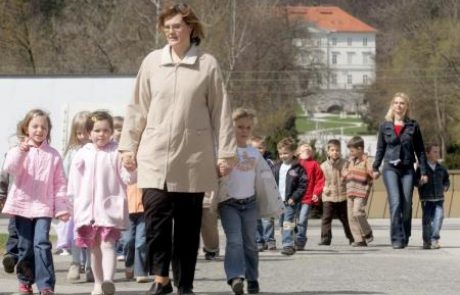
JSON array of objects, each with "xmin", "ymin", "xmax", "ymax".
[
  {"xmin": 0, "ymin": 109, "xmax": 146, "ymax": 295},
  {"xmin": 0, "ymin": 107, "xmax": 450, "ymax": 295}
]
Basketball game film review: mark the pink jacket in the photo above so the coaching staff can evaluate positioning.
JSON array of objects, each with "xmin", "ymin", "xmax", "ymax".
[
  {"xmin": 68, "ymin": 141, "xmax": 136, "ymax": 230},
  {"xmin": 1, "ymin": 142, "xmax": 70, "ymax": 219}
]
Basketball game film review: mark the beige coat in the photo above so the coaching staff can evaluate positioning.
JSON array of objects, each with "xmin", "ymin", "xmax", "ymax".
[
  {"xmin": 119, "ymin": 45, "xmax": 236, "ymax": 192},
  {"xmin": 320, "ymin": 158, "xmax": 348, "ymax": 202}
]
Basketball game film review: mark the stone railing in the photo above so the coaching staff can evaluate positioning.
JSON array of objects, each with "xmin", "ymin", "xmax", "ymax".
[{"xmin": 367, "ymin": 170, "xmax": 460, "ymax": 218}]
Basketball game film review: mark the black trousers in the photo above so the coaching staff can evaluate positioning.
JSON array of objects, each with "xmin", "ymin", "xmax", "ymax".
[
  {"xmin": 320, "ymin": 200, "xmax": 354, "ymax": 243},
  {"xmin": 143, "ymin": 188, "xmax": 204, "ymax": 290}
]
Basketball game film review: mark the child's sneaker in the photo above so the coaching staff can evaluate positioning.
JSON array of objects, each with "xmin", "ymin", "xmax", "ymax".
[
  {"xmin": 267, "ymin": 243, "xmax": 277, "ymax": 251},
  {"xmin": 204, "ymin": 251, "xmax": 218, "ymax": 261},
  {"xmin": 18, "ymin": 283, "xmax": 33, "ymax": 295},
  {"xmin": 351, "ymin": 241, "xmax": 367, "ymax": 247},
  {"xmin": 125, "ymin": 267, "xmax": 134, "ymax": 280},
  {"xmin": 86, "ymin": 268, "xmax": 95, "ymax": 282},
  {"xmin": 423, "ymin": 242, "xmax": 431, "ymax": 249},
  {"xmin": 281, "ymin": 246, "xmax": 296, "ymax": 256},
  {"xmin": 431, "ymin": 240, "xmax": 441, "ymax": 249},
  {"xmin": 101, "ymin": 281, "xmax": 115, "ymax": 295},
  {"xmin": 364, "ymin": 232, "xmax": 374, "ymax": 244},
  {"xmin": 230, "ymin": 278, "xmax": 244, "ymax": 295},
  {"xmin": 67, "ymin": 263, "xmax": 81, "ymax": 281},
  {"xmin": 136, "ymin": 276, "xmax": 151, "ymax": 283},
  {"xmin": 39, "ymin": 288, "xmax": 54, "ymax": 295},
  {"xmin": 247, "ymin": 280, "xmax": 260, "ymax": 294}
]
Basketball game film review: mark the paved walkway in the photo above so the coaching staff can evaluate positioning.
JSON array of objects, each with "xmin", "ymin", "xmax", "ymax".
[{"xmin": 1, "ymin": 217, "xmax": 460, "ymax": 295}]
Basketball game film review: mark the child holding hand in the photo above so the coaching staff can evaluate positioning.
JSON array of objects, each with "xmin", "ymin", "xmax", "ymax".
[{"xmin": 68, "ymin": 111, "xmax": 136, "ymax": 295}]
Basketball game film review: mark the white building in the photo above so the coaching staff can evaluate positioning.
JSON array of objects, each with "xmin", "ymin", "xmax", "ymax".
[
  {"xmin": 0, "ymin": 76, "xmax": 135, "ymax": 158},
  {"xmin": 288, "ymin": 6, "xmax": 377, "ymax": 90}
]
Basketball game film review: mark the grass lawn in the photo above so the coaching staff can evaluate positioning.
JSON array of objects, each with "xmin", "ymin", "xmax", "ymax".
[{"xmin": 296, "ymin": 114, "xmax": 371, "ymax": 135}]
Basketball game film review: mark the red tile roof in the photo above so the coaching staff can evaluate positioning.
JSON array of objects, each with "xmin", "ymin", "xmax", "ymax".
[{"xmin": 286, "ymin": 6, "xmax": 377, "ymax": 33}]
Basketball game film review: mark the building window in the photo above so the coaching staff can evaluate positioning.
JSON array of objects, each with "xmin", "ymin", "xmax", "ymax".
[
  {"xmin": 363, "ymin": 53, "xmax": 369, "ymax": 65},
  {"xmin": 347, "ymin": 37, "xmax": 352, "ymax": 46},
  {"xmin": 363, "ymin": 37, "xmax": 368, "ymax": 46},
  {"xmin": 363, "ymin": 74, "xmax": 368, "ymax": 85},
  {"xmin": 332, "ymin": 53, "xmax": 338, "ymax": 64},
  {"xmin": 347, "ymin": 52, "xmax": 353, "ymax": 65},
  {"xmin": 331, "ymin": 37, "xmax": 337, "ymax": 46},
  {"xmin": 331, "ymin": 73, "xmax": 337, "ymax": 85},
  {"xmin": 347, "ymin": 74, "xmax": 352, "ymax": 84}
]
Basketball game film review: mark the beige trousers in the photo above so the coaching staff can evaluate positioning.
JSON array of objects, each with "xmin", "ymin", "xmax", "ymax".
[{"xmin": 347, "ymin": 196, "xmax": 372, "ymax": 242}]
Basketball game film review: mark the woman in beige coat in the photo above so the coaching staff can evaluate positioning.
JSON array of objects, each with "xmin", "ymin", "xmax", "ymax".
[{"xmin": 118, "ymin": 3, "xmax": 235, "ymax": 295}]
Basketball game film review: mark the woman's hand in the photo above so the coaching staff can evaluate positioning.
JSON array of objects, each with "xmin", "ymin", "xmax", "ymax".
[
  {"xmin": 121, "ymin": 151, "xmax": 137, "ymax": 171},
  {"xmin": 372, "ymin": 171, "xmax": 380, "ymax": 180}
]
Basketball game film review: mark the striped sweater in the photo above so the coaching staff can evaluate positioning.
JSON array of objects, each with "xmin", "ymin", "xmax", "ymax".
[{"xmin": 345, "ymin": 156, "xmax": 373, "ymax": 198}]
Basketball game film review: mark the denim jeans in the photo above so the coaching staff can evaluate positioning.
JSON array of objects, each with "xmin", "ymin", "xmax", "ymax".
[
  {"xmin": 279, "ymin": 203, "xmax": 298, "ymax": 248},
  {"xmin": 422, "ymin": 200, "xmax": 444, "ymax": 243},
  {"xmin": 219, "ymin": 197, "xmax": 258, "ymax": 283},
  {"xmin": 295, "ymin": 204, "xmax": 311, "ymax": 248},
  {"xmin": 383, "ymin": 164, "xmax": 415, "ymax": 246},
  {"xmin": 256, "ymin": 218, "xmax": 275, "ymax": 247},
  {"xmin": 6, "ymin": 216, "xmax": 19, "ymax": 261},
  {"xmin": 15, "ymin": 216, "xmax": 55, "ymax": 291},
  {"xmin": 123, "ymin": 213, "xmax": 147, "ymax": 277}
]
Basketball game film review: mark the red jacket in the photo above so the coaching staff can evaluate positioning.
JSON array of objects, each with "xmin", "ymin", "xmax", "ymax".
[{"xmin": 299, "ymin": 158, "xmax": 325, "ymax": 205}]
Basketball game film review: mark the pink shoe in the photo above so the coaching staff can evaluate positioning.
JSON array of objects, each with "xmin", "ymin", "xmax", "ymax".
[{"xmin": 18, "ymin": 283, "xmax": 33, "ymax": 295}]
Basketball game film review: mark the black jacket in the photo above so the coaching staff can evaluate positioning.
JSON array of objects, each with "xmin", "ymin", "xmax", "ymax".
[
  {"xmin": 415, "ymin": 162, "xmax": 450, "ymax": 201},
  {"xmin": 273, "ymin": 160, "xmax": 308, "ymax": 203},
  {"xmin": 373, "ymin": 119, "xmax": 428, "ymax": 175}
]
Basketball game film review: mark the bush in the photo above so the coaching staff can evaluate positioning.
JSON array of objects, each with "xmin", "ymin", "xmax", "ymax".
[{"xmin": 445, "ymin": 143, "xmax": 460, "ymax": 169}]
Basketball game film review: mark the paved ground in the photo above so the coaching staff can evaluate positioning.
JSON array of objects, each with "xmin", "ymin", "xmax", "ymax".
[{"xmin": 1, "ymin": 217, "xmax": 460, "ymax": 295}]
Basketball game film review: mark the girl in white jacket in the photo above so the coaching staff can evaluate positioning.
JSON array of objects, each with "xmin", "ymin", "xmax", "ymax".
[{"xmin": 67, "ymin": 111, "xmax": 135, "ymax": 295}]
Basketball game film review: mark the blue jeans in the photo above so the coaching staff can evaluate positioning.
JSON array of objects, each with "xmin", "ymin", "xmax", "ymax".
[
  {"xmin": 6, "ymin": 216, "xmax": 19, "ymax": 261},
  {"xmin": 15, "ymin": 216, "xmax": 55, "ymax": 291},
  {"xmin": 279, "ymin": 203, "xmax": 298, "ymax": 248},
  {"xmin": 219, "ymin": 197, "xmax": 258, "ymax": 283},
  {"xmin": 256, "ymin": 218, "xmax": 275, "ymax": 247},
  {"xmin": 383, "ymin": 164, "xmax": 414, "ymax": 246},
  {"xmin": 295, "ymin": 204, "xmax": 311, "ymax": 248},
  {"xmin": 422, "ymin": 200, "xmax": 444, "ymax": 243},
  {"xmin": 123, "ymin": 213, "xmax": 147, "ymax": 277}
]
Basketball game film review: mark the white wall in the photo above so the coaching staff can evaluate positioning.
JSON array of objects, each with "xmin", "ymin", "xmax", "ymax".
[{"xmin": 0, "ymin": 76, "xmax": 136, "ymax": 159}]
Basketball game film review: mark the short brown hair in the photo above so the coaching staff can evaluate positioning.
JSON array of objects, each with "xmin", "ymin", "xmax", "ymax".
[
  {"xmin": 426, "ymin": 143, "xmax": 440, "ymax": 153},
  {"xmin": 327, "ymin": 139, "xmax": 341, "ymax": 150},
  {"xmin": 277, "ymin": 137, "xmax": 297, "ymax": 152},
  {"xmin": 347, "ymin": 136, "xmax": 365, "ymax": 150},
  {"xmin": 159, "ymin": 3, "xmax": 205, "ymax": 46},
  {"xmin": 17, "ymin": 109, "xmax": 52, "ymax": 143},
  {"xmin": 86, "ymin": 111, "xmax": 114, "ymax": 133},
  {"xmin": 113, "ymin": 116, "xmax": 124, "ymax": 129}
]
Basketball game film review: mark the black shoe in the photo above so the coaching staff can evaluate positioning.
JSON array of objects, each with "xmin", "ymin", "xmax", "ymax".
[
  {"xmin": 294, "ymin": 244, "xmax": 305, "ymax": 251},
  {"xmin": 247, "ymin": 280, "xmax": 260, "ymax": 294},
  {"xmin": 145, "ymin": 281, "xmax": 173, "ymax": 295},
  {"xmin": 351, "ymin": 241, "xmax": 367, "ymax": 247},
  {"xmin": 2, "ymin": 254, "xmax": 16, "ymax": 273},
  {"xmin": 363, "ymin": 232, "xmax": 374, "ymax": 244},
  {"xmin": 230, "ymin": 278, "xmax": 244, "ymax": 295},
  {"xmin": 392, "ymin": 243, "xmax": 405, "ymax": 249},
  {"xmin": 281, "ymin": 247, "xmax": 296, "ymax": 256},
  {"xmin": 204, "ymin": 251, "xmax": 217, "ymax": 261},
  {"xmin": 318, "ymin": 240, "xmax": 331, "ymax": 246},
  {"xmin": 177, "ymin": 288, "xmax": 195, "ymax": 295}
]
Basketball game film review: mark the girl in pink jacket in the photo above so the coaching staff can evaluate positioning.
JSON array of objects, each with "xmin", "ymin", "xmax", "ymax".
[
  {"xmin": 2, "ymin": 109, "xmax": 70, "ymax": 295},
  {"xmin": 67, "ymin": 111, "xmax": 135, "ymax": 295}
]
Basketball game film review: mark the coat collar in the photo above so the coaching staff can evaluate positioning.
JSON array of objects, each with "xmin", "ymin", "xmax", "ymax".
[{"xmin": 160, "ymin": 44, "xmax": 199, "ymax": 66}]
